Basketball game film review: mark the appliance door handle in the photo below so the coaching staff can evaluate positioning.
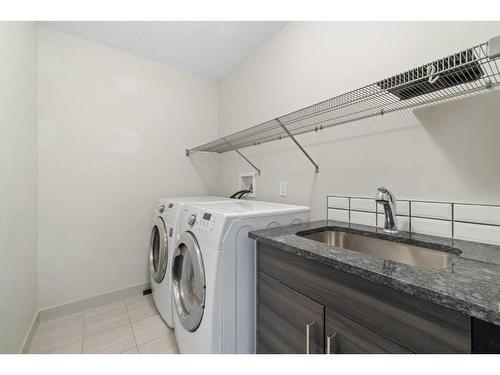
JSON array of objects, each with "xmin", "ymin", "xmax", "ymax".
[
  {"xmin": 306, "ymin": 321, "xmax": 316, "ymax": 354},
  {"xmin": 326, "ymin": 332, "xmax": 337, "ymax": 354}
]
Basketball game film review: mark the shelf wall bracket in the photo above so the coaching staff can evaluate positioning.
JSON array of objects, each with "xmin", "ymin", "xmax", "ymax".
[
  {"xmin": 224, "ymin": 138, "xmax": 261, "ymax": 176},
  {"xmin": 277, "ymin": 119, "xmax": 319, "ymax": 173}
]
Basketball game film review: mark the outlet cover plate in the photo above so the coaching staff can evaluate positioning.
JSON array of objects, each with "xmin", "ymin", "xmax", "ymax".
[{"xmin": 280, "ymin": 181, "xmax": 287, "ymax": 197}]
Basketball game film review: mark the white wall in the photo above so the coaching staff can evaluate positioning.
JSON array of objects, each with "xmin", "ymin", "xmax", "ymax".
[
  {"xmin": 37, "ymin": 26, "xmax": 220, "ymax": 309},
  {"xmin": 4, "ymin": 20, "xmax": 500, "ymax": 336},
  {"xmin": 0, "ymin": 22, "xmax": 38, "ymax": 353},
  {"xmin": 218, "ymin": 22, "xmax": 500, "ymax": 220}
]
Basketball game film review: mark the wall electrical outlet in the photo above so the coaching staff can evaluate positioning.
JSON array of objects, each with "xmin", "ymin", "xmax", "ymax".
[{"xmin": 280, "ymin": 181, "xmax": 287, "ymax": 197}]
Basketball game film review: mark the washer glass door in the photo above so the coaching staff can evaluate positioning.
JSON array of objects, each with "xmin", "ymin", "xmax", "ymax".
[
  {"xmin": 149, "ymin": 217, "xmax": 168, "ymax": 283},
  {"xmin": 172, "ymin": 231, "xmax": 206, "ymax": 332}
]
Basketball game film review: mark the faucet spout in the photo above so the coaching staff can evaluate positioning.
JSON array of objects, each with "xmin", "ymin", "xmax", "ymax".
[{"xmin": 375, "ymin": 187, "xmax": 398, "ymax": 234}]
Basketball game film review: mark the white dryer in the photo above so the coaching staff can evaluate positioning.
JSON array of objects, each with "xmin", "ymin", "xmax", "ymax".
[
  {"xmin": 149, "ymin": 196, "xmax": 230, "ymax": 328},
  {"xmin": 172, "ymin": 200, "xmax": 310, "ymax": 353}
]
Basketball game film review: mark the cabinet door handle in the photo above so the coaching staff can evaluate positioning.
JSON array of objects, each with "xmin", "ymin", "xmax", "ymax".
[
  {"xmin": 326, "ymin": 332, "xmax": 337, "ymax": 354},
  {"xmin": 306, "ymin": 321, "xmax": 316, "ymax": 354}
]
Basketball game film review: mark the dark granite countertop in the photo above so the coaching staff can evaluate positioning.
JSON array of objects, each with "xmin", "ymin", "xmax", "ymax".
[{"xmin": 249, "ymin": 220, "xmax": 500, "ymax": 326}]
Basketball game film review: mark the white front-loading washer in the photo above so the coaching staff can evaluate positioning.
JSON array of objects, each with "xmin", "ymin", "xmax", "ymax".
[
  {"xmin": 172, "ymin": 200, "xmax": 310, "ymax": 353},
  {"xmin": 149, "ymin": 196, "xmax": 230, "ymax": 328}
]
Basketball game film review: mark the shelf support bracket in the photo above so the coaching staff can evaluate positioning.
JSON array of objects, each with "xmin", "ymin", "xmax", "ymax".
[
  {"xmin": 224, "ymin": 138, "xmax": 261, "ymax": 176},
  {"xmin": 277, "ymin": 119, "xmax": 319, "ymax": 173}
]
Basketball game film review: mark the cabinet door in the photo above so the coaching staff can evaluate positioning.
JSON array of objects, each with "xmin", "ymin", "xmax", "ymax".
[
  {"xmin": 325, "ymin": 309, "xmax": 411, "ymax": 354},
  {"xmin": 258, "ymin": 272, "xmax": 324, "ymax": 354},
  {"xmin": 259, "ymin": 243, "xmax": 470, "ymax": 353}
]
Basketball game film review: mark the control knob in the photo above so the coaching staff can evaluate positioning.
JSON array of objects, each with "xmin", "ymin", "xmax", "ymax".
[{"xmin": 188, "ymin": 214, "xmax": 196, "ymax": 226}]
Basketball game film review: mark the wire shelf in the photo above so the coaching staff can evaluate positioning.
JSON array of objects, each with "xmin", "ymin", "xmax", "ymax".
[{"xmin": 188, "ymin": 37, "xmax": 500, "ymax": 156}]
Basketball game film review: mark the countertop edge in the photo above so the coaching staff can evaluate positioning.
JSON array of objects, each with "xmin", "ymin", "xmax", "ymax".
[{"xmin": 250, "ymin": 230, "xmax": 499, "ymax": 326}]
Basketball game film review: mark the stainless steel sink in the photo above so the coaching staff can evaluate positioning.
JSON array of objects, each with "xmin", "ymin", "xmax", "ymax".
[{"xmin": 298, "ymin": 230, "xmax": 460, "ymax": 269}]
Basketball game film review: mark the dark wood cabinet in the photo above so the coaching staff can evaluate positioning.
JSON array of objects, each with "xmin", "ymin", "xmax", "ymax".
[
  {"xmin": 472, "ymin": 318, "xmax": 500, "ymax": 353},
  {"xmin": 325, "ymin": 308, "xmax": 410, "ymax": 354},
  {"xmin": 256, "ymin": 242, "xmax": 478, "ymax": 354},
  {"xmin": 258, "ymin": 272, "xmax": 324, "ymax": 354}
]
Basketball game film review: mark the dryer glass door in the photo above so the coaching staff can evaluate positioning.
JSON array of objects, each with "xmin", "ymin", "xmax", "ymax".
[
  {"xmin": 149, "ymin": 217, "xmax": 168, "ymax": 283},
  {"xmin": 172, "ymin": 231, "xmax": 206, "ymax": 332}
]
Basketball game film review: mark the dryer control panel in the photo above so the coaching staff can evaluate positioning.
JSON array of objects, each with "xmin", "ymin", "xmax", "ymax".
[
  {"xmin": 178, "ymin": 206, "xmax": 224, "ymax": 250},
  {"xmin": 157, "ymin": 201, "xmax": 181, "ymax": 245}
]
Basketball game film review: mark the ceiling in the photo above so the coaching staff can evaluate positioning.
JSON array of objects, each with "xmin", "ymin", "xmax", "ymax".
[{"xmin": 41, "ymin": 21, "xmax": 286, "ymax": 79}]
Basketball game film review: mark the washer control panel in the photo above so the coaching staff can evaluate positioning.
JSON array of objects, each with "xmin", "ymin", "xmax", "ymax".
[{"xmin": 198, "ymin": 211, "xmax": 216, "ymax": 230}]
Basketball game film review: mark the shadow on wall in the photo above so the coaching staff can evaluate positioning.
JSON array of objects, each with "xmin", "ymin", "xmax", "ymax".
[
  {"xmin": 217, "ymin": 109, "xmax": 423, "ymax": 209},
  {"xmin": 415, "ymin": 89, "xmax": 500, "ymax": 200},
  {"xmin": 305, "ymin": 109, "xmax": 421, "ymax": 149},
  {"xmin": 223, "ymin": 109, "xmax": 422, "ymax": 160},
  {"xmin": 218, "ymin": 89, "xmax": 500, "ymax": 215},
  {"xmin": 188, "ymin": 152, "xmax": 222, "ymax": 194},
  {"xmin": 307, "ymin": 171, "xmax": 319, "ymax": 210}
]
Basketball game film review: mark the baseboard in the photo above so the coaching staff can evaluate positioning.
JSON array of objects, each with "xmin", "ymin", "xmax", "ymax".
[
  {"xmin": 19, "ymin": 310, "xmax": 40, "ymax": 354},
  {"xmin": 38, "ymin": 282, "xmax": 150, "ymax": 323},
  {"xmin": 18, "ymin": 282, "xmax": 150, "ymax": 353}
]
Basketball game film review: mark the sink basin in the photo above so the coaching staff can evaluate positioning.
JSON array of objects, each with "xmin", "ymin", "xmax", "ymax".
[{"xmin": 298, "ymin": 229, "xmax": 460, "ymax": 269}]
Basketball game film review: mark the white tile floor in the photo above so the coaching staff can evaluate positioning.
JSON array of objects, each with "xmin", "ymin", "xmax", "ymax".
[{"xmin": 28, "ymin": 294, "xmax": 178, "ymax": 354}]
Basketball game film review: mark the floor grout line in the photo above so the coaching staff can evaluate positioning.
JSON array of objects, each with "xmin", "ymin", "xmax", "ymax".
[
  {"xmin": 124, "ymin": 296, "xmax": 176, "ymax": 353},
  {"xmin": 138, "ymin": 329, "xmax": 175, "ymax": 345},
  {"xmin": 82, "ymin": 299, "xmax": 132, "ymax": 341},
  {"xmin": 30, "ymin": 295, "xmax": 167, "ymax": 354},
  {"xmin": 87, "ymin": 298, "xmax": 137, "ymax": 354},
  {"xmin": 124, "ymin": 297, "xmax": 140, "ymax": 353},
  {"xmin": 122, "ymin": 298, "xmax": 141, "ymax": 354},
  {"xmin": 134, "ymin": 332, "xmax": 179, "ymax": 354},
  {"xmin": 85, "ymin": 308, "xmax": 136, "ymax": 353},
  {"xmin": 29, "ymin": 316, "xmax": 85, "ymax": 354}
]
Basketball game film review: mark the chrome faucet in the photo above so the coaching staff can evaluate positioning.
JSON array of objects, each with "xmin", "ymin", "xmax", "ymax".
[{"xmin": 375, "ymin": 187, "xmax": 398, "ymax": 234}]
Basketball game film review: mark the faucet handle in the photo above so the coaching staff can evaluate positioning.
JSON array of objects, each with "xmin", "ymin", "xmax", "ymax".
[{"xmin": 376, "ymin": 187, "xmax": 396, "ymax": 204}]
